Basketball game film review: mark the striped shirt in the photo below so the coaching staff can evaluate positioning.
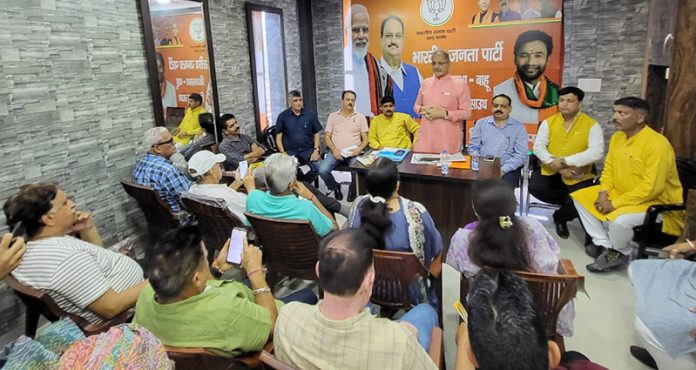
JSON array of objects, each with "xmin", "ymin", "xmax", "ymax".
[
  {"xmin": 11, "ymin": 236, "xmax": 144, "ymax": 324},
  {"xmin": 274, "ymin": 302, "xmax": 438, "ymax": 370}
]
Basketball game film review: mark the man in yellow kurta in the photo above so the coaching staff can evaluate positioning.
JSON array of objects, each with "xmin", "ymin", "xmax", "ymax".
[
  {"xmin": 174, "ymin": 93, "xmax": 206, "ymax": 148},
  {"xmin": 369, "ymin": 96, "xmax": 420, "ymax": 150},
  {"xmin": 572, "ymin": 97, "xmax": 683, "ymax": 273}
]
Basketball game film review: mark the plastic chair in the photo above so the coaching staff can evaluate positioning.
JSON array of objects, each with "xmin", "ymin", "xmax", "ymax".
[
  {"xmin": 244, "ymin": 212, "xmax": 320, "ymax": 287},
  {"xmin": 120, "ymin": 180, "xmax": 179, "ymax": 242},
  {"xmin": 459, "ymin": 259, "xmax": 583, "ymax": 353},
  {"xmin": 3, "ymin": 274, "xmax": 134, "ymax": 338},
  {"xmin": 164, "ymin": 342, "xmax": 272, "ymax": 370},
  {"xmin": 370, "ymin": 250, "xmax": 428, "ymax": 311}
]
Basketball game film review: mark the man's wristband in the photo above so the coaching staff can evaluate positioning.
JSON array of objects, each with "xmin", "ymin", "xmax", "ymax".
[
  {"xmin": 313, "ymin": 148, "xmax": 319, "ymax": 151},
  {"xmin": 252, "ymin": 286, "xmax": 272, "ymax": 296},
  {"xmin": 247, "ymin": 267, "xmax": 265, "ymax": 278}
]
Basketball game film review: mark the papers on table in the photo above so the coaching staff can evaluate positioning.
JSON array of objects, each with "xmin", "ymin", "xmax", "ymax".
[{"xmin": 411, "ymin": 152, "xmax": 467, "ymax": 165}]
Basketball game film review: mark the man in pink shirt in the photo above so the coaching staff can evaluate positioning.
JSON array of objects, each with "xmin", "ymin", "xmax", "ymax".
[
  {"xmin": 318, "ymin": 90, "xmax": 369, "ymax": 200},
  {"xmin": 414, "ymin": 50, "xmax": 472, "ymax": 153}
]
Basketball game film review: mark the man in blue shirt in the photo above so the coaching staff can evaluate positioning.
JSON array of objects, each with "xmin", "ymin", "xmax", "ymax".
[
  {"xmin": 469, "ymin": 94, "xmax": 528, "ymax": 187},
  {"xmin": 274, "ymin": 90, "xmax": 323, "ymax": 182},
  {"xmin": 133, "ymin": 127, "xmax": 193, "ymax": 213}
]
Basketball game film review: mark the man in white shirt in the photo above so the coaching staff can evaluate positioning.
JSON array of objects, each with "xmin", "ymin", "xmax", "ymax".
[
  {"xmin": 186, "ymin": 150, "xmax": 256, "ymax": 223},
  {"xmin": 530, "ymin": 86, "xmax": 604, "ymax": 243},
  {"xmin": 343, "ymin": 4, "xmax": 392, "ymax": 117},
  {"xmin": 379, "ymin": 14, "xmax": 422, "ymax": 118}
]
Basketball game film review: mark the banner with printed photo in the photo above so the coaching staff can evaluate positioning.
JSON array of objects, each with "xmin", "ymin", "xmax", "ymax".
[
  {"xmin": 343, "ymin": 0, "xmax": 564, "ymax": 140},
  {"xmin": 152, "ymin": 11, "xmax": 214, "ymax": 115}
]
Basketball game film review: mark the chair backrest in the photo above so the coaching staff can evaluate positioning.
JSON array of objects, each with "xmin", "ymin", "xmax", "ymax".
[
  {"xmin": 120, "ymin": 180, "xmax": 179, "ymax": 236},
  {"xmin": 181, "ymin": 193, "xmax": 245, "ymax": 259},
  {"xmin": 259, "ymin": 351, "xmax": 298, "ymax": 370},
  {"xmin": 371, "ymin": 250, "xmax": 428, "ymax": 310},
  {"xmin": 244, "ymin": 212, "xmax": 320, "ymax": 281},
  {"xmin": 459, "ymin": 259, "xmax": 582, "ymax": 351},
  {"xmin": 677, "ymin": 157, "xmax": 696, "ymax": 201},
  {"xmin": 3, "ymin": 274, "xmax": 134, "ymax": 336},
  {"xmin": 163, "ymin": 347, "xmax": 245, "ymax": 370},
  {"xmin": 165, "ymin": 107, "xmax": 186, "ymax": 128}
]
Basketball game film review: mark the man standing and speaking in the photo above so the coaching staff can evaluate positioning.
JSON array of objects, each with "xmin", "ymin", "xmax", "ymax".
[
  {"xmin": 413, "ymin": 50, "xmax": 471, "ymax": 154},
  {"xmin": 344, "ymin": 4, "xmax": 392, "ymax": 117},
  {"xmin": 494, "ymin": 30, "xmax": 559, "ymax": 123},
  {"xmin": 379, "ymin": 15, "xmax": 422, "ymax": 118}
]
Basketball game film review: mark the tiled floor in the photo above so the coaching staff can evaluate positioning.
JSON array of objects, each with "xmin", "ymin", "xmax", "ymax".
[{"xmin": 0, "ymin": 175, "xmax": 656, "ymax": 369}]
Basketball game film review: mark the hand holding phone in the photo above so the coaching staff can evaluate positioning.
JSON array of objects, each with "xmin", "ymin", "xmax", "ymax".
[
  {"xmin": 226, "ymin": 228, "xmax": 246, "ymax": 264},
  {"xmin": 238, "ymin": 160, "xmax": 249, "ymax": 178}
]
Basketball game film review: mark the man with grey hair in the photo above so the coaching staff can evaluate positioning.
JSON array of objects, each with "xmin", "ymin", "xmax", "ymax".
[
  {"xmin": 133, "ymin": 127, "xmax": 193, "ymax": 213},
  {"xmin": 344, "ymin": 4, "xmax": 393, "ymax": 117},
  {"xmin": 275, "ymin": 90, "xmax": 323, "ymax": 182},
  {"xmin": 379, "ymin": 15, "xmax": 422, "ymax": 118},
  {"xmin": 246, "ymin": 153, "xmax": 337, "ymax": 237}
]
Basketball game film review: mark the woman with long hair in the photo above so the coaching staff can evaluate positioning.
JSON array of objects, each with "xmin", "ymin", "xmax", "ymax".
[
  {"xmin": 347, "ymin": 157, "xmax": 443, "ymax": 306},
  {"xmin": 446, "ymin": 179, "xmax": 573, "ymax": 337}
]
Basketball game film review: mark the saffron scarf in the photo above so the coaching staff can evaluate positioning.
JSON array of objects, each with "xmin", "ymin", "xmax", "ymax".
[
  {"xmin": 513, "ymin": 71, "xmax": 559, "ymax": 109},
  {"xmin": 365, "ymin": 52, "xmax": 393, "ymax": 116}
]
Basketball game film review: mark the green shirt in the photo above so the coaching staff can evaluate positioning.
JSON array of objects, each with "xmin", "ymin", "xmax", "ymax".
[
  {"xmin": 246, "ymin": 189, "xmax": 333, "ymax": 236},
  {"xmin": 133, "ymin": 280, "xmax": 283, "ymax": 357}
]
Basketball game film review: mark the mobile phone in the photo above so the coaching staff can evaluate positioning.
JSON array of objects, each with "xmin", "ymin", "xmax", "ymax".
[
  {"xmin": 483, "ymin": 155, "xmax": 495, "ymax": 162},
  {"xmin": 453, "ymin": 301, "xmax": 468, "ymax": 323},
  {"xmin": 11, "ymin": 221, "xmax": 26, "ymax": 241},
  {"xmin": 394, "ymin": 150, "xmax": 405, "ymax": 156},
  {"xmin": 226, "ymin": 228, "xmax": 246, "ymax": 264},
  {"xmin": 238, "ymin": 160, "xmax": 249, "ymax": 178}
]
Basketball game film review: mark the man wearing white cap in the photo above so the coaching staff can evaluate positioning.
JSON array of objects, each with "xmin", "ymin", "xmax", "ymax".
[{"xmin": 187, "ymin": 150, "xmax": 256, "ymax": 223}]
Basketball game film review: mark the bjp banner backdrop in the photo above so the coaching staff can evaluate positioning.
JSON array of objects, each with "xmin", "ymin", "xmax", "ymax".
[
  {"xmin": 152, "ymin": 11, "xmax": 214, "ymax": 115},
  {"xmin": 343, "ymin": 0, "xmax": 563, "ymax": 146}
]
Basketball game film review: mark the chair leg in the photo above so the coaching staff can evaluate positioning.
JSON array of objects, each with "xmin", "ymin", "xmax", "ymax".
[{"xmin": 25, "ymin": 306, "xmax": 40, "ymax": 338}]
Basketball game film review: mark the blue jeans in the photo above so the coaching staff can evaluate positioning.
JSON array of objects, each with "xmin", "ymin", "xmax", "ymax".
[
  {"xmin": 398, "ymin": 304, "xmax": 439, "ymax": 351},
  {"xmin": 318, "ymin": 155, "xmax": 356, "ymax": 191}
]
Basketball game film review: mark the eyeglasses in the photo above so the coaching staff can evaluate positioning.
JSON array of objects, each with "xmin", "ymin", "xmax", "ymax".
[{"xmin": 153, "ymin": 137, "xmax": 174, "ymax": 147}]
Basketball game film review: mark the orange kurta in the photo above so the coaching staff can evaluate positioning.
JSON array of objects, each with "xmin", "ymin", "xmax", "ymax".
[{"xmin": 413, "ymin": 74, "xmax": 471, "ymax": 153}]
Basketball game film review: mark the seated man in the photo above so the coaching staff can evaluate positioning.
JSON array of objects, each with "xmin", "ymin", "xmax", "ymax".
[
  {"xmin": 134, "ymin": 226, "xmax": 315, "ymax": 357},
  {"xmin": 246, "ymin": 153, "xmax": 337, "ymax": 237},
  {"xmin": 218, "ymin": 113, "xmax": 266, "ymax": 170},
  {"xmin": 369, "ymin": 96, "xmax": 420, "ymax": 150},
  {"xmin": 3, "ymin": 183, "xmax": 146, "ymax": 324},
  {"xmin": 572, "ymin": 97, "xmax": 683, "ymax": 273},
  {"xmin": 469, "ymin": 94, "xmax": 528, "ymax": 187},
  {"xmin": 133, "ymin": 127, "xmax": 193, "ymax": 213},
  {"xmin": 274, "ymin": 227, "xmax": 440, "ymax": 370},
  {"xmin": 531, "ymin": 86, "xmax": 604, "ymax": 240},
  {"xmin": 275, "ymin": 90, "xmax": 323, "ymax": 182},
  {"xmin": 187, "ymin": 150, "xmax": 255, "ymax": 222},
  {"xmin": 173, "ymin": 93, "xmax": 206, "ymax": 148},
  {"xmin": 455, "ymin": 270, "xmax": 606, "ymax": 370},
  {"xmin": 318, "ymin": 90, "xmax": 369, "ymax": 200},
  {"xmin": 0, "ymin": 233, "xmax": 25, "ymax": 279},
  {"xmin": 180, "ymin": 112, "xmax": 218, "ymax": 160}
]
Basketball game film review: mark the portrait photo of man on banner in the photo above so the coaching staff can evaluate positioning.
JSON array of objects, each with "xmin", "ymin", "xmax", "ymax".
[{"xmin": 342, "ymin": 0, "xmax": 564, "ymax": 151}]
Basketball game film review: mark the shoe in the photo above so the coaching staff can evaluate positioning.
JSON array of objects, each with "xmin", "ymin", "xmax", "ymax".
[
  {"xmin": 555, "ymin": 221, "xmax": 570, "ymax": 239},
  {"xmin": 334, "ymin": 188, "xmax": 343, "ymax": 201},
  {"xmin": 586, "ymin": 249, "xmax": 630, "ymax": 273},
  {"xmin": 347, "ymin": 189, "xmax": 357, "ymax": 202},
  {"xmin": 584, "ymin": 243, "xmax": 605, "ymax": 258},
  {"xmin": 630, "ymin": 346, "xmax": 658, "ymax": 369}
]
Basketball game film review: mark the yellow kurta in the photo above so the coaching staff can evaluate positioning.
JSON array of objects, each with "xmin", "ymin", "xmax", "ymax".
[
  {"xmin": 571, "ymin": 126, "xmax": 684, "ymax": 235},
  {"xmin": 174, "ymin": 106, "xmax": 206, "ymax": 145},
  {"xmin": 368, "ymin": 112, "xmax": 420, "ymax": 150}
]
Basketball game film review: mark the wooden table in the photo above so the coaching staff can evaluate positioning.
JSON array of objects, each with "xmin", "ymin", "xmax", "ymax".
[{"xmin": 350, "ymin": 153, "xmax": 501, "ymax": 252}]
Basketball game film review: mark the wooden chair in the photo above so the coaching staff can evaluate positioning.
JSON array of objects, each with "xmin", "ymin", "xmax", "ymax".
[
  {"xmin": 181, "ymin": 192, "xmax": 245, "ymax": 263},
  {"xmin": 165, "ymin": 107, "xmax": 186, "ymax": 128},
  {"xmin": 120, "ymin": 180, "xmax": 179, "ymax": 243},
  {"xmin": 259, "ymin": 327, "xmax": 443, "ymax": 369},
  {"xmin": 244, "ymin": 212, "xmax": 320, "ymax": 287},
  {"xmin": 3, "ymin": 274, "xmax": 134, "ymax": 338},
  {"xmin": 164, "ymin": 342, "xmax": 272, "ymax": 370},
  {"xmin": 371, "ymin": 250, "xmax": 429, "ymax": 311},
  {"xmin": 459, "ymin": 259, "xmax": 583, "ymax": 353}
]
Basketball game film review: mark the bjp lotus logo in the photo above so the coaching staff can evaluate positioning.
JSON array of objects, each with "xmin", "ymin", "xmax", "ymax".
[{"xmin": 421, "ymin": 0, "xmax": 454, "ymax": 26}]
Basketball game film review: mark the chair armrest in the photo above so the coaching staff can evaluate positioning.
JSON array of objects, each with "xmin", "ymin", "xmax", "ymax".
[
  {"xmin": 260, "ymin": 350, "xmax": 298, "ymax": 370},
  {"xmin": 82, "ymin": 308, "xmax": 134, "ymax": 336},
  {"xmin": 428, "ymin": 327, "xmax": 443, "ymax": 368},
  {"xmin": 557, "ymin": 259, "xmax": 578, "ymax": 275},
  {"xmin": 646, "ymin": 203, "xmax": 685, "ymax": 219}
]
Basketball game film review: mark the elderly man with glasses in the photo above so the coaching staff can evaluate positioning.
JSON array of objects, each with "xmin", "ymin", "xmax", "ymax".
[{"xmin": 133, "ymin": 127, "xmax": 193, "ymax": 213}]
